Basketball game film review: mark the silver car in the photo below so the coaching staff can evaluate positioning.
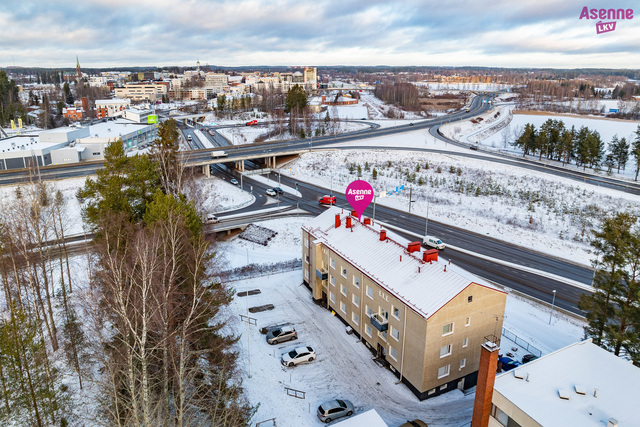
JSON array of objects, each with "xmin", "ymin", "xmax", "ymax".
[
  {"xmin": 265, "ymin": 325, "xmax": 297, "ymax": 345},
  {"xmin": 317, "ymin": 399, "xmax": 354, "ymax": 423},
  {"xmin": 281, "ymin": 346, "xmax": 316, "ymax": 367}
]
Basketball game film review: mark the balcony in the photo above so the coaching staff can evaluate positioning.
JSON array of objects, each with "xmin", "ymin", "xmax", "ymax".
[
  {"xmin": 370, "ymin": 313, "xmax": 388, "ymax": 332},
  {"xmin": 315, "ymin": 268, "xmax": 328, "ymax": 281}
]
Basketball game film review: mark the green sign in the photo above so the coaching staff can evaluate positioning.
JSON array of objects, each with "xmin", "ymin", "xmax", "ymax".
[{"xmin": 147, "ymin": 115, "xmax": 158, "ymax": 124}]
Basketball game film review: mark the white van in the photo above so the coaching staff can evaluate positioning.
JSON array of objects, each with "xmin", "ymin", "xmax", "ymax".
[
  {"xmin": 423, "ymin": 235, "xmax": 445, "ymax": 250},
  {"xmin": 205, "ymin": 214, "xmax": 219, "ymax": 224}
]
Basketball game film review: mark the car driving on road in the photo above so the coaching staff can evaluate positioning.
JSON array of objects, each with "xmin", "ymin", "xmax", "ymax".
[
  {"xmin": 319, "ymin": 195, "xmax": 337, "ymax": 205},
  {"xmin": 272, "ymin": 187, "xmax": 284, "ymax": 195},
  {"xmin": 266, "ymin": 188, "xmax": 277, "ymax": 197},
  {"xmin": 230, "ymin": 178, "xmax": 239, "ymax": 185}
]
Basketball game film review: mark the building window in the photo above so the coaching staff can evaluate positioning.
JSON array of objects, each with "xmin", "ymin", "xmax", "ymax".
[
  {"xmin": 492, "ymin": 405, "xmax": 522, "ymax": 427},
  {"xmin": 390, "ymin": 346, "xmax": 398, "ymax": 361},
  {"xmin": 330, "ymin": 292, "xmax": 335, "ymax": 303},
  {"xmin": 330, "ymin": 276, "xmax": 335, "ymax": 286},
  {"xmin": 468, "ymin": 295, "xmax": 473, "ymax": 303},
  {"xmin": 340, "ymin": 301, "xmax": 346, "ymax": 314},
  {"xmin": 379, "ymin": 307, "xmax": 388, "ymax": 321},
  {"xmin": 366, "ymin": 286, "xmax": 374, "ymax": 300},
  {"xmin": 353, "ymin": 294, "xmax": 360, "ymax": 307},
  {"xmin": 437, "ymin": 364, "xmax": 450, "ymax": 379},
  {"xmin": 392, "ymin": 306, "xmax": 400, "ymax": 320},
  {"xmin": 465, "ymin": 317, "xmax": 471, "ymax": 326},
  {"xmin": 365, "ymin": 324, "xmax": 372, "ymax": 337},
  {"xmin": 305, "ymin": 239, "xmax": 308, "ymax": 248},
  {"xmin": 353, "ymin": 276, "xmax": 360, "ymax": 288},
  {"xmin": 442, "ymin": 322, "xmax": 454, "ymax": 336},
  {"xmin": 341, "ymin": 284, "xmax": 347, "ymax": 297},
  {"xmin": 460, "ymin": 358, "xmax": 466, "ymax": 369},
  {"xmin": 378, "ymin": 330, "xmax": 387, "ymax": 341},
  {"xmin": 352, "ymin": 312, "xmax": 359, "ymax": 325},
  {"xmin": 462, "ymin": 338, "xmax": 468, "ymax": 348},
  {"xmin": 305, "ymin": 255, "xmax": 309, "ymax": 264},
  {"xmin": 304, "ymin": 269, "xmax": 309, "ymax": 280},
  {"xmin": 391, "ymin": 326, "xmax": 400, "ymax": 341},
  {"xmin": 366, "ymin": 305, "xmax": 374, "ymax": 318},
  {"xmin": 331, "ymin": 258, "xmax": 335, "ymax": 269},
  {"xmin": 440, "ymin": 344, "xmax": 452, "ymax": 358},
  {"xmin": 341, "ymin": 267, "xmax": 347, "ymax": 278}
]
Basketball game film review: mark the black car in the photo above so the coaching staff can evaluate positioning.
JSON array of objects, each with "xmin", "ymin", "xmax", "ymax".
[
  {"xmin": 272, "ymin": 187, "xmax": 284, "ymax": 195},
  {"xmin": 522, "ymin": 354, "xmax": 539, "ymax": 364},
  {"xmin": 469, "ymin": 145, "xmax": 479, "ymax": 150}
]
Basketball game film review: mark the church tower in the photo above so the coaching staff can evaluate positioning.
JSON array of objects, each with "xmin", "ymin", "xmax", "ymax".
[{"xmin": 76, "ymin": 56, "xmax": 82, "ymax": 80}]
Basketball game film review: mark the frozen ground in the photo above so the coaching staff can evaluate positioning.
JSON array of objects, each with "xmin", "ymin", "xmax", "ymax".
[
  {"xmin": 280, "ymin": 144, "xmax": 640, "ymax": 266},
  {"xmin": 218, "ymin": 218, "xmax": 585, "ymax": 427}
]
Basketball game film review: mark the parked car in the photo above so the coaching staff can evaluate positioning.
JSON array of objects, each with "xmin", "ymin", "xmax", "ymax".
[
  {"xmin": 230, "ymin": 178, "xmax": 239, "ymax": 185},
  {"xmin": 521, "ymin": 354, "xmax": 539, "ymax": 364},
  {"xmin": 266, "ymin": 325, "xmax": 297, "ymax": 345},
  {"xmin": 265, "ymin": 188, "xmax": 277, "ymax": 197},
  {"xmin": 316, "ymin": 399, "xmax": 354, "ymax": 423},
  {"xmin": 400, "ymin": 420, "xmax": 428, "ymax": 427},
  {"xmin": 281, "ymin": 346, "xmax": 316, "ymax": 367},
  {"xmin": 498, "ymin": 356, "xmax": 522, "ymax": 372},
  {"xmin": 319, "ymin": 195, "xmax": 337, "ymax": 205},
  {"xmin": 273, "ymin": 187, "xmax": 284, "ymax": 195}
]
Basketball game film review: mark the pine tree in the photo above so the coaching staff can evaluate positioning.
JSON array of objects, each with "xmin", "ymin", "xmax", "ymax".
[
  {"xmin": 513, "ymin": 123, "xmax": 537, "ymax": 156},
  {"xmin": 632, "ymin": 125, "xmax": 640, "ymax": 181},
  {"xmin": 579, "ymin": 213, "xmax": 635, "ymax": 349},
  {"xmin": 372, "ymin": 168, "xmax": 377, "ymax": 180}
]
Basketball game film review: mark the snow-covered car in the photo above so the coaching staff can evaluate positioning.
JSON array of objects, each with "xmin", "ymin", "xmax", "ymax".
[
  {"xmin": 265, "ymin": 188, "xmax": 277, "ymax": 197},
  {"xmin": 266, "ymin": 325, "xmax": 297, "ymax": 345},
  {"xmin": 281, "ymin": 346, "xmax": 316, "ymax": 367},
  {"xmin": 230, "ymin": 178, "xmax": 239, "ymax": 185},
  {"xmin": 317, "ymin": 399, "xmax": 354, "ymax": 423}
]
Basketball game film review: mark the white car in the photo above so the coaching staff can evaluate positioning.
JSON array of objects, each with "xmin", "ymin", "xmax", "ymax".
[
  {"xmin": 281, "ymin": 346, "xmax": 316, "ymax": 367},
  {"xmin": 230, "ymin": 178, "xmax": 239, "ymax": 185},
  {"xmin": 266, "ymin": 188, "xmax": 277, "ymax": 197}
]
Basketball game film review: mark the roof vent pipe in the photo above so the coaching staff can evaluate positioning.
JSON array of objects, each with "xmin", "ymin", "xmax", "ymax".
[
  {"xmin": 444, "ymin": 265, "xmax": 447, "ymax": 272},
  {"xmin": 380, "ymin": 230, "xmax": 386, "ymax": 241}
]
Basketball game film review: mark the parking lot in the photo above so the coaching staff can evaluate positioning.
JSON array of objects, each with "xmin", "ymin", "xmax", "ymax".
[{"xmin": 224, "ymin": 270, "xmax": 475, "ymax": 427}]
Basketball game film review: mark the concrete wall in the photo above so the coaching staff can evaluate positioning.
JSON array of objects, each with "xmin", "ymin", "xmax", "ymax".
[
  {"xmin": 492, "ymin": 390, "xmax": 543, "ymax": 427},
  {"xmin": 50, "ymin": 148, "xmax": 81, "ymax": 165}
]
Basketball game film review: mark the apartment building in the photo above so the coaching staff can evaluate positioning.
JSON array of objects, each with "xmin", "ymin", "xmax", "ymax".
[
  {"xmin": 302, "ymin": 208, "xmax": 507, "ymax": 400},
  {"xmin": 114, "ymin": 83, "xmax": 167, "ymax": 102},
  {"xmin": 95, "ymin": 98, "xmax": 131, "ymax": 118},
  {"xmin": 472, "ymin": 339, "xmax": 638, "ymax": 427}
]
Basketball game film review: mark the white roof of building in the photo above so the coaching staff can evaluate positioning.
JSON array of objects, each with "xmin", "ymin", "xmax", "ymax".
[
  {"xmin": 303, "ymin": 208, "xmax": 503, "ymax": 320},
  {"xmin": 0, "ymin": 135, "xmax": 60, "ymax": 152},
  {"xmin": 494, "ymin": 340, "xmax": 639, "ymax": 426},
  {"xmin": 83, "ymin": 119, "xmax": 149, "ymax": 139},
  {"xmin": 334, "ymin": 409, "xmax": 387, "ymax": 427}
]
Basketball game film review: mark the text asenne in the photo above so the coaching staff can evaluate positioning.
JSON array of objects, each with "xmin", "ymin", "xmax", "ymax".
[
  {"xmin": 347, "ymin": 189, "xmax": 372, "ymax": 195},
  {"xmin": 579, "ymin": 7, "xmax": 633, "ymax": 20}
]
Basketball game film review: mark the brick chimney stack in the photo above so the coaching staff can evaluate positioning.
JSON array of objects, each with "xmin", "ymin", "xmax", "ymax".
[{"xmin": 471, "ymin": 340, "xmax": 500, "ymax": 427}]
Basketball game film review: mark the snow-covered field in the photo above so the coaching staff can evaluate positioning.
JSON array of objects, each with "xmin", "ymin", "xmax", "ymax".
[
  {"xmin": 218, "ymin": 218, "xmax": 585, "ymax": 427},
  {"xmin": 281, "ymin": 146, "xmax": 640, "ymax": 266}
]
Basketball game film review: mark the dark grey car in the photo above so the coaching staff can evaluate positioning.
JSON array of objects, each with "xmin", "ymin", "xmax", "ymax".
[
  {"xmin": 317, "ymin": 399, "xmax": 354, "ymax": 423},
  {"xmin": 265, "ymin": 325, "xmax": 297, "ymax": 345}
]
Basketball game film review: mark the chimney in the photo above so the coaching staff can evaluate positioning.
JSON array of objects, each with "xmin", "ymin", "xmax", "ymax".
[
  {"xmin": 379, "ymin": 230, "xmax": 386, "ymax": 241},
  {"xmin": 423, "ymin": 249, "xmax": 438, "ymax": 262},
  {"xmin": 363, "ymin": 217, "xmax": 371, "ymax": 225},
  {"xmin": 350, "ymin": 210, "xmax": 357, "ymax": 218},
  {"xmin": 407, "ymin": 242, "xmax": 421, "ymax": 253},
  {"xmin": 335, "ymin": 214, "xmax": 341, "ymax": 228},
  {"xmin": 471, "ymin": 340, "xmax": 500, "ymax": 427},
  {"xmin": 346, "ymin": 217, "xmax": 352, "ymax": 228}
]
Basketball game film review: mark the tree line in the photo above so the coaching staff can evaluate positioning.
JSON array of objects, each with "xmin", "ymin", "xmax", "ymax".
[{"xmin": 513, "ymin": 119, "xmax": 640, "ymax": 178}]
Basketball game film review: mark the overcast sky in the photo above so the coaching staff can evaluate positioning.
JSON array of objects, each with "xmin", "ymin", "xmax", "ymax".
[{"xmin": 1, "ymin": 0, "xmax": 639, "ymax": 69}]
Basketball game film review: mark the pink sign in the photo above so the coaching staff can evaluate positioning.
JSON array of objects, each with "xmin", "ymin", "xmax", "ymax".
[{"xmin": 345, "ymin": 180, "xmax": 374, "ymax": 220}]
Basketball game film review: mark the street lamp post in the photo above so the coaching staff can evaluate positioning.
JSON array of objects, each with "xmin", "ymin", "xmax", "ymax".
[
  {"xmin": 548, "ymin": 290, "xmax": 557, "ymax": 325},
  {"xmin": 425, "ymin": 198, "xmax": 430, "ymax": 237}
]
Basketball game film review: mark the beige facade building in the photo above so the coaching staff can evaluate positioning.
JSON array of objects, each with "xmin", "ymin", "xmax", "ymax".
[
  {"xmin": 114, "ymin": 83, "xmax": 167, "ymax": 102},
  {"xmin": 302, "ymin": 208, "xmax": 507, "ymax": 400}
]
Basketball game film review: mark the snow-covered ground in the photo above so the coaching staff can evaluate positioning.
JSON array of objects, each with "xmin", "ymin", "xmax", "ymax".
[
  {"xmin": 218, "ymin": 218, "xmax": 585, "ymax": 427},
  {"xmin": 416, "ymin": 82, "xmax": 514, "ymax": 92},
  {"xmin": 280, "ymin": 143, "xmax": 640, "ymax": 266}
]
